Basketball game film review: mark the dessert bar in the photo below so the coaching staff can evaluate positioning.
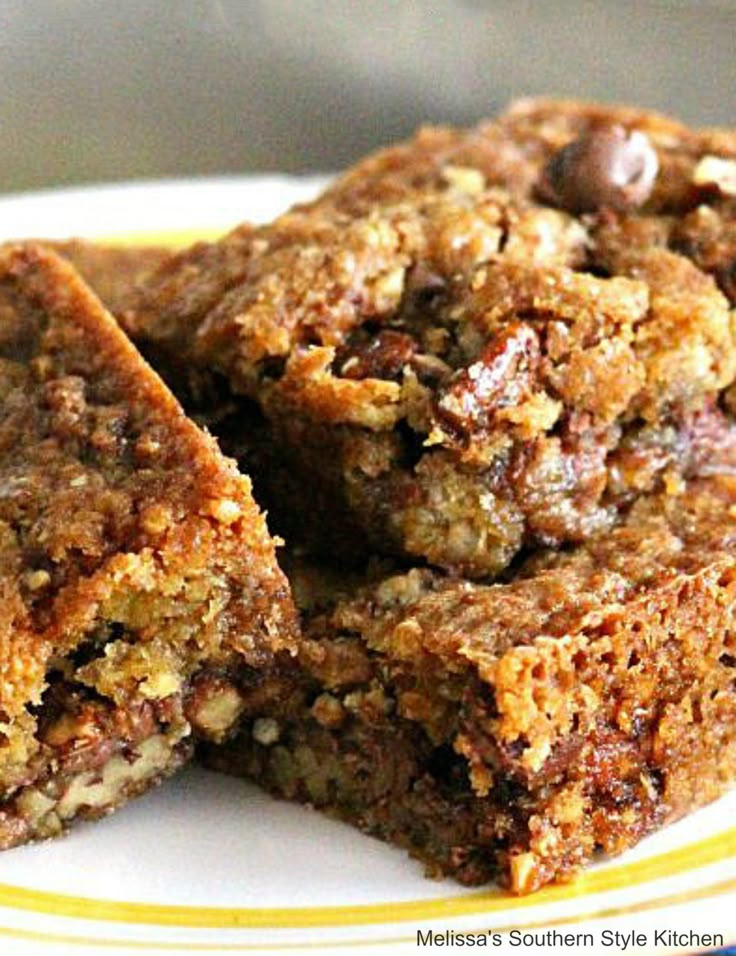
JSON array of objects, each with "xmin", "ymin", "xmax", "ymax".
[
  {"xmin": 122, "ymin": 99, "xmax": 736, "ymax": 577},
  {"xmin": 0, "ymin": 243, "xmax": 295, "ymax": 848},
  {"xmin": 205, "ymin": 476, "xmax": 736, "ymax": 893}
]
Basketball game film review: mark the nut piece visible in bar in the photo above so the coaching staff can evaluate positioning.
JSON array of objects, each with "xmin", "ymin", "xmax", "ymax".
[
  {"xmin": 252, "ymin": 717, "xmax": 280, "ymax": 746},
  {"xmin": 692, "ymin": 155, "xmax": 736, "ymax": 197}
]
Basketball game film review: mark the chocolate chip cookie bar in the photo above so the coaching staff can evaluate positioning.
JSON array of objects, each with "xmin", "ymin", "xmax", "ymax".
[
  {"xmin": 0, "ymin": 243, "xmax": 296, "ymax": 849},
  {"xmin": 121, "ymin": 99, "xmax": 736, "ymax": 577},
  {"xmin": 204, "ymin": 475, "xmax": 736, "ymax": 893}
]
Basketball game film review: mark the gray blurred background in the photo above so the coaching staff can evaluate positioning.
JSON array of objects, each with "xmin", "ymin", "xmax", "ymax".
[{"xmin": 1, "ymin": 0, "xmax": 735, "ymax": 193}]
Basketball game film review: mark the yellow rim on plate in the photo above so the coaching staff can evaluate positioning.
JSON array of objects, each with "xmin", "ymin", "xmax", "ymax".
[
  {"xmin": 0, "ymin": 875, "xmax": 735, "ymax": 951},
  {"xmin": 0, "ymin": 810, "xmax": 734, "ymax": 929},
  {"xmin": 99, "ymin": 228, "xmax": 227, "ymax": 248}
]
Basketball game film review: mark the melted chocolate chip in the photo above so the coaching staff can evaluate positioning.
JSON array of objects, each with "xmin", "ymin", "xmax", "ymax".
[
  {"xmin": 538, "ymin": 125, "xmax": 659, "ymax": 214},
  {"xmin": 337, "ymin": 329, "xmax": 418, "ymax": 381},
  {"xmin": 407, "ymin": 263, "xmax": 447, "ymax": 304}
]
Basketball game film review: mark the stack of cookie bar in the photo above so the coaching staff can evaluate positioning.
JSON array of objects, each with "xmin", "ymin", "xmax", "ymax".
[{"xmin": 4, "ymin": 99, "xmax": 736, "ymax": 894}]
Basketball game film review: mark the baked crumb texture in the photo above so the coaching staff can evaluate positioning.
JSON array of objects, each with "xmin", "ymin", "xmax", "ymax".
[
  {"xmin": 0, "ymin": 244, "xmax": 296, "ymax": 849},
  {"xmin": 124, "ymin": 98, "xmax": 736, "ymax": 578},
  {"xmin": 48, "ymin": 240, "xmax": 172, "ymax": 316},
  {"xmin": 205, "ymin": 476, "xmax": 736, "ymax": 894}
]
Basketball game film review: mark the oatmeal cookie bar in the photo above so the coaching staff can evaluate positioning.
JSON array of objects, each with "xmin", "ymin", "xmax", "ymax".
[
  {"xmin": 122, "ymin": 100, "xmax": 736, "ymax": 577},
  {"xmin": 204, "ymin": 475, "xmax": 736, "ymax": 893},
  {"xmin": 0, "ymin": 243, "xmax": 296, "ymax": 849}
]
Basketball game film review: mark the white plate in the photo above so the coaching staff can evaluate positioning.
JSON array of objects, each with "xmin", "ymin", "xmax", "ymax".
[{"xmin": 0, "ymin": 177, "xmax": 735, "ymax": 956}]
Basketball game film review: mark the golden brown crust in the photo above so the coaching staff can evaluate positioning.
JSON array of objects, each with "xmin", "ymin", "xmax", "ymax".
[
  {"xmin": 123, "ymin": 99, "xmax": 736, "ymax": 577},
  {"xmin": 46, "ymin": 240, "xmax": 172, "ymax": 315},
  {"xmin": 0, "ymin": 243, "xmax": 296, "ymax": 846}
]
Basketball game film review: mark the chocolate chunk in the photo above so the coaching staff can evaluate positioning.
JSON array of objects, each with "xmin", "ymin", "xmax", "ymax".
[
  {"xmin": 538, "ymin": 126, "xmax": 659, "ymax": 213},
  {"xmin": 337, "ymin": 330, "xmax": 418, "ymax": 381},
  {"xmin": 406, "ymin": 263, "xmax": 447, "ymax": 304}
]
